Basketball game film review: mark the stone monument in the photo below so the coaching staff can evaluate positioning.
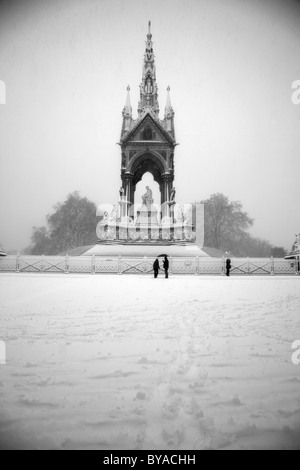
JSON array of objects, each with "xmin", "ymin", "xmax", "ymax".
[{"xmin": 86, "ymin": 22, "xmax": 207, "ymax": 257}]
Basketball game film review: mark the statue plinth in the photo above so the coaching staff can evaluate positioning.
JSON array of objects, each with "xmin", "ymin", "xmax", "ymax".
[{"xmin": 136, "ymin": 204, "xmax": 159, "ymax": 227}]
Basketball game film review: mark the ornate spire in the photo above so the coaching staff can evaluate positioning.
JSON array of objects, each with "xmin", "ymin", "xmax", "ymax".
[
  {"xmin": 165, "ymin": 86, "xmax": 172, "ymax": 115},
  {"xmin": 164, "ymin": 86, "xmax": 175, "ymax": 133},
  {"xmin": 121, "ymin": 85, "xmax": 133, "ymax": 134},
  {"xmin": 137, "ymin": 21, "xmax": 159, "ymax": 118},
  {"xmin": 124, "ymin": 85, "xmax": 132, "ymax": 117}
]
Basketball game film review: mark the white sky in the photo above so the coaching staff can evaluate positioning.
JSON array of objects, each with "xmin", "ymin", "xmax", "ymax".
[{"xmin": 0, "ymin": 0, "xmax": 299, "ymax": 251}]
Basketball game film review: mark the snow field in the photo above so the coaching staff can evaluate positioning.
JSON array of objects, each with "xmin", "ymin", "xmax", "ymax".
[{"xmin": 0, "ymin": 273, "xmax": 300, "ymax": 449}]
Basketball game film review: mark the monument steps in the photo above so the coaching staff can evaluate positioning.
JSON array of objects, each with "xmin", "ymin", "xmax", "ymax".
[{"xmin": 84, "ymin": 243, "xmax": 211, "ymax": 258}]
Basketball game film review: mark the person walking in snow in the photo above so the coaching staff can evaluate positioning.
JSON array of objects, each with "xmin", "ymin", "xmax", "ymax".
[
  {"xmin": 226, "ymin": 257, "xmax": 231, "ymax": 276},
  {"xmin": 153, "ymin": 258, "xmax": 160, "ymax": 278},
  {"xmin": 163, "ymin": 255, "xmax": 169, "ymax": 279}
]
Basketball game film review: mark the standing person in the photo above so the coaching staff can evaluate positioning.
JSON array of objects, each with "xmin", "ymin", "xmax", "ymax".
[
  {"xmin": 153, "ymin": 258, "xmax": 160, "ymax": 278},
  {"xmin": 226, "ymin": 257, "xmax": 231, "ymax": 276},
  {"xmin": 163, "ymin": 255, "xmax": 169, "ymax": 279}
]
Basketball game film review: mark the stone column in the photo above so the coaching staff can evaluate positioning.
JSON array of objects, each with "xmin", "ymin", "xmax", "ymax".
[
  {"xmin": 120, "ymin": 174, "xmax": 134, "ymax": 219},
  {"xmin": 196, "ymin": 203, "xmax": 205, "ymax": 247},
  {"xmin": 123, "ymin": 173, "xmax": 134, "ymax": 207}
]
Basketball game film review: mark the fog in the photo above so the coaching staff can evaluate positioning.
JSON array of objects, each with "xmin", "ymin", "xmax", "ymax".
[{"xmin": 0, "ymin": 0, "xmax": 299, "ymax": 251}]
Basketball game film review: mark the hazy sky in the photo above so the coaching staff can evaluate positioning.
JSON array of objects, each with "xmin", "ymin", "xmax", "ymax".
[{"xmin": 0, "ymin": 0, "xmax": 299, "ymax": 251}]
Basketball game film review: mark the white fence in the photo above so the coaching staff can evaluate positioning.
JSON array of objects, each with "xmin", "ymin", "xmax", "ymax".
[{"xmin": 0, "ymin": 255, "xmax": 299, "ymax": 275}]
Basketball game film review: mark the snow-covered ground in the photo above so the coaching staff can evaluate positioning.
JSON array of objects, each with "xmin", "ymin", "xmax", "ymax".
[{"xmin": 0, "ymin": 273, "xmax": 300, "ymax": 450}]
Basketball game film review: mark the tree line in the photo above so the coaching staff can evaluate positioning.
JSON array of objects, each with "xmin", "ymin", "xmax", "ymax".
[
  {"xmin": 193, "ymin": 193, "xmax": 286, "ymax": 257},
  {"xmin": 28, "ymin": 192, "xmax": 97, "ymax": 255},
  {"xmin": 26, "ymin": 191, "xmax": 286, "ymax": 258}
]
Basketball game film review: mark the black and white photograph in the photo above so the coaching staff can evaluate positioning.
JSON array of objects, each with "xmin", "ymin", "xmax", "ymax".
[{"xmin": 0, "ymin": 0, "xmax": 300, "ymax": 452}]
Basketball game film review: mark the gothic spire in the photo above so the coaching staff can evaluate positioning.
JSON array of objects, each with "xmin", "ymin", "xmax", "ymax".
[
  {"xmin": 164, "ymin": 86, "xmax": 175, "ymax": 134},
  {"xmin": 121, "ymin": 85, "xmax": 133, "ymax": 135},
  {"xmin": 164, "ymin": 86, "xmax": 173, "ymax": 115},
  {"xmin": 137, "ymin": 21, "xmax": 159, "ymax": 118},
  {"xmin": 124, "ymin": 85, "xmax": 132, "ymax": 116}
]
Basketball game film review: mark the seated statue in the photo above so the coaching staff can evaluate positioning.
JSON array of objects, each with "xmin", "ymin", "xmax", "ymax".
[{"xmin": 142, "ymin": 186, "xmax": 153, "ymax": 208}]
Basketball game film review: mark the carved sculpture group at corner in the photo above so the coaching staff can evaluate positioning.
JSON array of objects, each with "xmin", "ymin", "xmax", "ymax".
[
  {"xmin": 103, "ymin": 205, "xmax": 118, "ymax": 223},
  {"xmin": 292, "ymin": 233, "xmax": 300, "ymax": 252}
]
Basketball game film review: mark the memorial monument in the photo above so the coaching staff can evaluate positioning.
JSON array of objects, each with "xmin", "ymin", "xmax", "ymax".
[{"xmin": 86, "ymin": 22, "xmax": 207, "ymax": 257}]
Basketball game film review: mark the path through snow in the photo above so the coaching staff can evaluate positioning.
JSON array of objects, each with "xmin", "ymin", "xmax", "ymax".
[{"xmin": 0, "ymin": 273, "xmax": 299, "ymax": 449}]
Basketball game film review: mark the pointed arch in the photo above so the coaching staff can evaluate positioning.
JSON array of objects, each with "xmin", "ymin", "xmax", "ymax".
[{"xmin": 129, "ymin": 150, "xmax": 168, "ymax": 187}]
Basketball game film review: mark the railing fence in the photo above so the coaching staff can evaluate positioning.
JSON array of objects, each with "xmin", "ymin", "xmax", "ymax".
[{"xmin": 0, "ymin": 255, "xmax": 299, "ymax": 276}]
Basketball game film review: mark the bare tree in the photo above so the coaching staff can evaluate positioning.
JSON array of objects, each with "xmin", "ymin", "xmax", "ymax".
[
  {"xmin": 200, "ymin": 193, "xmax": 254, "ymax": 252},
  {"xmin": 194, "ymin": 193, "xmax": 286, "ymax": 257},
  {"xmin": 30, "ymin": 192, "xmax": 97, "ymax": 255}
]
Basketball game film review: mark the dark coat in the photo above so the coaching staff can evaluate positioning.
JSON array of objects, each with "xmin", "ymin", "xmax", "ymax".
[
  {"xmin": 163, "ymin": 258, "xmax": 169, "ymax": 270},
  {"xmin": 226, "ymin": 258, "xmax": 231, "ymax": 276},
  {"xmin": 153, "ymin": 259, "xmax": 160, "ymax": 271}
]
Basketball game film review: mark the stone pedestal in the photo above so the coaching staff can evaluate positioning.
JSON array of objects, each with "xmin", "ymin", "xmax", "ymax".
[
  {"xmin": 136, "ymin": 204, "xmax": 159, "ymax": 227},
  {"xmin": 118, "ymin": 197, "xmax": 131, "ymax": 219}
]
